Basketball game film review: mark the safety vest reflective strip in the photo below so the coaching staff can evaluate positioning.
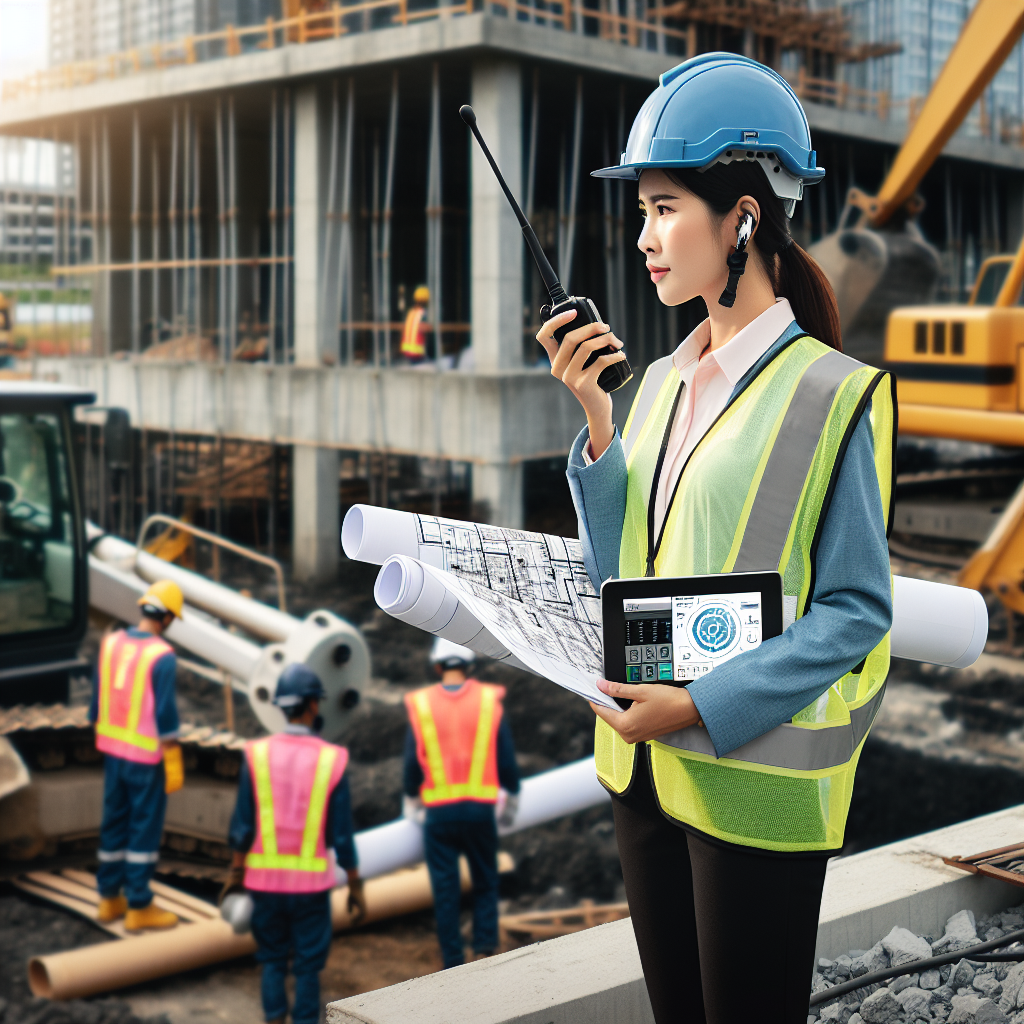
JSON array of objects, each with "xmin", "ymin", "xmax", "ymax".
[
  {"xmin": 245, "ymin": 739, "xmax": 339, "ymax": 872},
  {"xmin": 95, "ymin": 635, "xmax": 164, "ymax": 753},
  {"xmin": 414, "ymin": 687, "xmax": 499, "ymax": 803}
]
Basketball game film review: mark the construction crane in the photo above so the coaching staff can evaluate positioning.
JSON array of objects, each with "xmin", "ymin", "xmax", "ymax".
[{"xmin": 811, "ymin": 0, "xmax": 1024, "ymax": 366}]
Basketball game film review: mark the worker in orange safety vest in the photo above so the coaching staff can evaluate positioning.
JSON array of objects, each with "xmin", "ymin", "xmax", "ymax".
[
  {"xmin": 90, "ymin": 579, "xmax": 185, "ymax": 931},
  {"xmin": 224, "ymin": 664, "xmax": 366, "ymax": 1024},
  {"xmin": 400, "ymin": 285, "xmax": 430, "ymax": 363},
  {"xmin": 403, "ymin": 639, "xmax": 520, "ymax": 968}
]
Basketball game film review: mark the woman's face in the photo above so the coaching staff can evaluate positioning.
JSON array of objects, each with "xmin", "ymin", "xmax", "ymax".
[{"xmin": 636, "ymin": 169, "xmax": 725, "ymax": 307}]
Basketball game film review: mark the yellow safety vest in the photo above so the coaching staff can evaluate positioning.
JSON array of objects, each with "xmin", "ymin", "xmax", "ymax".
[{"xmin": 596, "ymin": 334, "xmax": 896, "ymax": 852}]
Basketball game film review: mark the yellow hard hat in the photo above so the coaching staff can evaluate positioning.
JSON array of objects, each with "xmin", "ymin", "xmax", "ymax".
[
  {"xmin": 413, "ymin": 285, "xmax": 430, "ymax": 305},
  {"xmin": 138, "ymin": 580, "xmax": 184, "ymax": 619}
]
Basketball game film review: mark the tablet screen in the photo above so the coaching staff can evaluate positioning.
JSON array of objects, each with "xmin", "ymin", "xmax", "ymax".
[{"xmin": 623, "ymin": 590, "xmax": 765, "ymax": 684}]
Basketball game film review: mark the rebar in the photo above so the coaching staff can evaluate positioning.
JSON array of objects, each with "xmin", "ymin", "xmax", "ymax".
[
  {"xmin": 268, "ymin": 89, "xmax": 279, "ymax": 363},
  {"xmin": 380, "ymin": 70, "xmax": 399, "ymax": 366},
  {"xmin": 131, "ymin": 109, "xmax": 141, "ymax": 354}
]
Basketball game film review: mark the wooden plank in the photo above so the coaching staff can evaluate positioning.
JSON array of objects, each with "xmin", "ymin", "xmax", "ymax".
[
  {"xmin": 12, "ymin": 878, "xmax": 126, "ymax": 938},
  {"xmin": 63, "ymin": 869, "xmax": 219, "ymax": 920}
]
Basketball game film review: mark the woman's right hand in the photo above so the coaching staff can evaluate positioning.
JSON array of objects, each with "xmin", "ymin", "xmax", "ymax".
[{"xmin": 536, "ymin": 309, "xmax": 626, "ymax": 460}]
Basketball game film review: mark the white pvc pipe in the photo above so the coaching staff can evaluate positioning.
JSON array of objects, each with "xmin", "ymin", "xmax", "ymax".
[
  {"xmin": 890, "ymin": 575, "xmax": 989, "ymax": 669},
  {"xmin": 89, "ymin": 555, "xmax": 262, "ymax": 680},
  {"xmin": 87, "ymin": 522, "xmax": 297, "ymax": 642},
  {"xmin": 350, "ymin": 756, "xmax": 610, "ymax": 881}
]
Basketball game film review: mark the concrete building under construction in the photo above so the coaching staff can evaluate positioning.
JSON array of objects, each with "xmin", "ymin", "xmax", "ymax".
[{"xmin": 2, "ymin": 0, "xmax": 1023, "ymax": 580}]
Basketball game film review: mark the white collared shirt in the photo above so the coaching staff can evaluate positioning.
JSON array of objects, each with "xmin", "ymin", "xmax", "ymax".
[{"xmin": 650, "ymin": 298, "xmax": 796, "ymax": 537}]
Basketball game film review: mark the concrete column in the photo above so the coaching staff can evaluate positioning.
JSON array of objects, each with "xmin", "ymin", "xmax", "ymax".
[
  {"xmin": 291, "ymin": 85, "xmax": 340, "ymax": 581},
  {"xmin": 293, "ymin": 84, "xmax": 326, "ymax": 367},
  {"xmin": 292, "ymin": 445, "xmax": 339, "ymax": 583},
  {"xmin": 470, "ymin": 59, "xmax": 524, "ymax": 372},
  {"xmin": 473, "ymin": 461, "xmax": 523, "ymax": 529}
]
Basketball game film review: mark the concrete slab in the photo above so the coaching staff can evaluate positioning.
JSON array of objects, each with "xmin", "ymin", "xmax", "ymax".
[
  {"xmin": 327, "ymin": 804, "xmax": 1024, "ymax": 1024},
  {"xmin": 0, "ymin": 16, "xmax": 673, "ymax": 132},
  {"xmin": 3, "ymin": 15, "xmax": 1023, "ymax": 171},
  {"xmin": 34, "ymin": 357, "xmax": 616, "ymax": 465}
]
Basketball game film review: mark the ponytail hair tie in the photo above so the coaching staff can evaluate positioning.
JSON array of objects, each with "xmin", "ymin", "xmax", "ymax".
[{"xmin": 776, "ymin": 236, "xmax": 795, "ymax": 255}]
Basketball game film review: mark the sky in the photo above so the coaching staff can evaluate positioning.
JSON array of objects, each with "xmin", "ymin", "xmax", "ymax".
[{"xmin": 0, "ymin": 0, "xmax": 48, "ymax": 80}]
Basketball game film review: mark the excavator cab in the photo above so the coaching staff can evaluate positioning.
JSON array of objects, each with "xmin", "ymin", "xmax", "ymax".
[
  {"xmin": 0, "ymin": 383, "xmax": 95, "ymax": 705},
  {"xmin": 969, "ymin": 256, "xmax": 1020, "ymax": 306}
]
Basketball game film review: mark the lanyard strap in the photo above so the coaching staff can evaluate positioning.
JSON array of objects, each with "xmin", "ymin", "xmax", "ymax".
[{"xmin": 645, "ymin": 381, "xmax": 685, "ymax": 577}]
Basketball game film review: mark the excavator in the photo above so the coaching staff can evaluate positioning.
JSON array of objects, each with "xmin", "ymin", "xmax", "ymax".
[{"xmin": 811, "ymin": 0, "xmax": 1024, "ymax": 625}]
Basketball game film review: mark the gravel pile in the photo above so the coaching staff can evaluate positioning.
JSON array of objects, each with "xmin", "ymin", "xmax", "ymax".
[
  {"xmin": 810, "ymin": 905, "xmax": 1024, "ymax": 1024},
  {"xmin": 0, "ymin": 890, "xmax": 169, "ymax": 1024}
]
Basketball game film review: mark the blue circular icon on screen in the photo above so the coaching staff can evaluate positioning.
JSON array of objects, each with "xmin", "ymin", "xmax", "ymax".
[{"xmin": 689, "ymin": 605, "xmax": 740, "ymax": 657}]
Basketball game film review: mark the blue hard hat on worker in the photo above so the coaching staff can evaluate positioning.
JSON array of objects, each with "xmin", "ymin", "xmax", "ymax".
[
  {"xmin": 592, "ymin": 53, "xmax": 824, "ymax": 216},
  {"xmin": 272, "ymin": 663, "xmax": 326, "ymax": 708}
]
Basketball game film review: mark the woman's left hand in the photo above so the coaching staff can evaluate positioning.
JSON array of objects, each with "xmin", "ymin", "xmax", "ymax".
[{"xmin": 590, "ymin": 679, "xmax": 703, "ymax": 744}]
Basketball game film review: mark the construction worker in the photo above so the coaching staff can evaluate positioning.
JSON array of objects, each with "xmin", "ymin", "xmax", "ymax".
[
  {"xmin": 90, "ymin": 579, "xmax": 185, "ymax": 931},
  {"xmin": 403, "ymin": 639, "xmax": 520, "ymax": 969},
  {"xmin": 547, "ymin": 54, "xmax": 896, "ymax": 1024},
  {"xmin": 400, "ymin": 284, "xmax": 430, "ymax": 363},
  {"xmin": 224, "ymin": 664, "xmax": 366, "ymax": 1024}
]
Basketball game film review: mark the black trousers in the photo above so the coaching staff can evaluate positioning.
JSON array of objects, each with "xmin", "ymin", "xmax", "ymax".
[{"xmin": 611, "ymin": 746, "xmax": 829, "ymax": 1024}]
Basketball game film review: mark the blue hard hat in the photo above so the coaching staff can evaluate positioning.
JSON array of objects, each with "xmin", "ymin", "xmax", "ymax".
[
  {"xmin": 592, "ymin": 53, "xmax": 824, "ymax": 214},
  {"xmin": 273, "ymin": 663, "xmax": 326, "ymax": 708}
]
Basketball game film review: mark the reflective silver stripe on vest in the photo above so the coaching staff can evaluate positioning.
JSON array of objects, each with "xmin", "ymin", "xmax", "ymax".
[
  {"xmin": 733, "ymin": 349, "xmax": 862, "ymax": 573},
  {"xmin": 622, "ymin": 355, "xmax": 676, "ymax": 462},
  {"xmin": 655, "ymin": 682, "xmax": 886, "ymax": 771}
]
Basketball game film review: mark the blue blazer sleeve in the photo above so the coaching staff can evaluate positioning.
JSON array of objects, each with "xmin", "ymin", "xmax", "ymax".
[
  {"xmin": 687, "ymin": 404, "xmax": 893, "ymax": 756},
  {"xmin": 565, "ymin": 426, "xmax": 628, "ymax": 589}
]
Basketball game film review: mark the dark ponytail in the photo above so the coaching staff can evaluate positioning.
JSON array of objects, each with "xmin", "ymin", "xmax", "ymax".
[{"xmin": 665, "ymin": 163, "xmax": 843, "ymax": 351}]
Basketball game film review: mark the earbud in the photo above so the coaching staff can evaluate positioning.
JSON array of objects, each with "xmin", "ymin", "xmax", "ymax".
[{"xmin": 718, "ymin": 209, "xmax": 756, "ymax": 309}]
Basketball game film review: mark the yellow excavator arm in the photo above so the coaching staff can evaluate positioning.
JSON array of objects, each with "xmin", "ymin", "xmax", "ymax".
[{"xmin": 853, "ymin": 0, "xmax": 1024, "ymax": 228}]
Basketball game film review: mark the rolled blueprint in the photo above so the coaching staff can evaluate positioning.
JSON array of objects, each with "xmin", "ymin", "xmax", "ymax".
[
  {"xmin": 347, "ymin": 504, "xmax": 990, "ymax": 670},
  {"xmin": 890, "ymin": 574, "xmax": 988, "ymax": 669},
  {"xmin": 374, "ymin": 555, "xmax": 527, "ymax": 667}
]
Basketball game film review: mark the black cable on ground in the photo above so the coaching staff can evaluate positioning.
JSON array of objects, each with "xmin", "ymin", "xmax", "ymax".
[{"xmin": 809, "ymin": 926, "xmax": 1024, "ymax": 1010}]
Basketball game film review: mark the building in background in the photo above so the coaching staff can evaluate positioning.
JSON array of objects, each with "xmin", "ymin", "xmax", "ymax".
[
  {"xmin": 0, "ymin": 135, "xmax": 90, "ymax": 351},
  {"xmin": 842, "ymin": 0, "xmax": 1024, "ymax": 141},
  {"xmin": 49, "ymin": 0, "xmax": 281, "ymax": 66}
]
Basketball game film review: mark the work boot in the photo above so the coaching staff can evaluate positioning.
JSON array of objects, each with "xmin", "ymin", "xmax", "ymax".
[
  {"xmin": 124, "ymin": 903, "xmax": 179, "ymax": 931},
  {"xmin": 96, "ymin": 895, "xmax": 128, "ymax": 922}
]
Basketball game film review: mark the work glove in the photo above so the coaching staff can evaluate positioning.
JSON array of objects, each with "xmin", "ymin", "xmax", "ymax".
[
  {"xmin": 163, "ymin": 743, "xmax": 184, "ymax": 794},
  {"xmin": 347, "ymin": 875, "xmax": 367, "ymax": 924},
  {"xmin": 402, "ymin": 795, "xmax": 425, "ymax": 825},
  {"xmin": 218, "ymin": 864, "xmax": 246, "ymax": 906},
  {"xmin": 496, "ymin": 791, "xmax": 519, "ymax": 830}
]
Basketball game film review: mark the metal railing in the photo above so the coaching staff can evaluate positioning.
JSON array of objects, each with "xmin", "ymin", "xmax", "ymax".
[
  {"xmin": 137, "ymin": 513, "xmax": 288, "ymax": 612},
  {"xmin": 7, "ymin": 1, "xmax": 848, "ymax": 104}
]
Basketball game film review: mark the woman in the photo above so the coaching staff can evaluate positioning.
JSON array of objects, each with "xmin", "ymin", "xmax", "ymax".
[{"xmin": 538, "ymin": 54, "xmax": 895, "ymax": 1024}]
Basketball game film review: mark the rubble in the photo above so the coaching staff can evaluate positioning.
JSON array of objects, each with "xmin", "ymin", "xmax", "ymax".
[{"xmin": 810, "ymin": 904, "xmax": 1024, "ymax": 1024}]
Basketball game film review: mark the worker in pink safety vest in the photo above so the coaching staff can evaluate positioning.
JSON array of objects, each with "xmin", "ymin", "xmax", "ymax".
[
  {"xmin": 224, "ymin": 664, "xmax": 367, "ymax": 1024},
  {"xmin": 90, "ymin": 580, "xmax": 185, "ymax": 932}
]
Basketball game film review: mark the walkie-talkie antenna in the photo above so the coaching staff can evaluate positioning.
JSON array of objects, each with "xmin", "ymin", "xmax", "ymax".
[{"xmin": 459, "ymin": 104, "xmax": 568, "ymax": 305}]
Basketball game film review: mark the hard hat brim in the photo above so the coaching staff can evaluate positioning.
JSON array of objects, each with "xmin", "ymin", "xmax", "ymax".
[{"xmin": 137, "ymin": 595, "xmax": 177, "ymax": 617}]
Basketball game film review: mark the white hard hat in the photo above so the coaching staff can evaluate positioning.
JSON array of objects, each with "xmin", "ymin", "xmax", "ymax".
[{"xmin": 430, "ymin": 638, "xmax": 475, "ymax": 669}]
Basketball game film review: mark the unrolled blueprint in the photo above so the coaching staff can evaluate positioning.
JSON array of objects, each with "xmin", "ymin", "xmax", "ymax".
[
  {"xmin": 345, "ymin": 505, "xmax": 617, "ymax": 709},
  {"xmin": 342, "ymin": 504, "xmax": 602, "ymax": 626}
]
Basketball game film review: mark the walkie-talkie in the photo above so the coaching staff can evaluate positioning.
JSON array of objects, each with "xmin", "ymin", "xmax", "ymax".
[{"xmin": 459, "ymin": 105, "xmax": 632, "ymax": 393}]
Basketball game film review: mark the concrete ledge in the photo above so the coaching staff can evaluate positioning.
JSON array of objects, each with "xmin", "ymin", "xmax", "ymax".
[
  {"xmin": 328, "ymin": 917, "xmax": 655, "ymax": 1024},
  {"xmin": 34, "ymin": 357, "xmax": 642, "ymax": 465},
  {"xmin": 328, "ymin": 804, "xmax": 1024, "ymax": 1024},
  {"xmin": 0, "ymin": 15, "xmax": 672, "ymax": 131}
]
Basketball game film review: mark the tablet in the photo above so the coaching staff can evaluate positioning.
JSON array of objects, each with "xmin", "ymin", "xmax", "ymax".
[{"xmin": 601, "ymin": 572, "xmax": 784, "ymax": 690}]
